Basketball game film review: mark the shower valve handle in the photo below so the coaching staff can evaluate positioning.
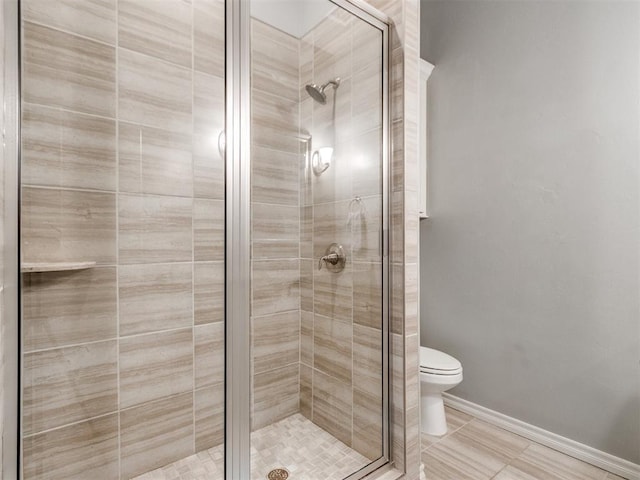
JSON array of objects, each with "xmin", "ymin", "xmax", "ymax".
[
  {"xmin": 318, "ymin": 253, "xmax": 340, "ymax": 270},
  {"xmin": 318, "ymin": 243, "xmax": 346, "ymax": 272}
]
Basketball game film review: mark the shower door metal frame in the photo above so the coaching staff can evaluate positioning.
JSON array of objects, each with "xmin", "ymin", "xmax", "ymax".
[
  {"xmin": 2, "ymin": 0, "xmax": 21, "ymax": 477},
  {"xmin": 226, "ymin": 0, "xmax": 392, "ymax": 478}
]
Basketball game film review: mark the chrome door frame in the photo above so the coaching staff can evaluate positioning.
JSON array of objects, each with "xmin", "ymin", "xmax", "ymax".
[{"xmin": 226, "ymin": 0, "xmax": 392, "ymax": 478}]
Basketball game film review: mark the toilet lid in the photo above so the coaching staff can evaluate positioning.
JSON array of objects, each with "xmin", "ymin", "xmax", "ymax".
[{"xmin": 420, "ymin": 347, "xmax": 462, "ymax": 372}]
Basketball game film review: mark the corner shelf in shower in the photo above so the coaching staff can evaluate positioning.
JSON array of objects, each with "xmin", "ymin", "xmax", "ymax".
[{"xmin": 21, "ymin": 261, "xmax": 97, "ymax": 273}]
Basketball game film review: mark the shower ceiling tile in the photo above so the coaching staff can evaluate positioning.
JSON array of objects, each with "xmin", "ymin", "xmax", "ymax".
[
  {"xmin": 120, "ymin": 393, "xmax": 194, "ymax": 479},
  {"xmin": 119, "ymin": 328, "xmax": 193, "ymax": 409},
  {"xmin": 22, "ymin": 104, "xmax": 117, "ymax": 191},
  {"xmin": 22, "ymin": 0, "xmax": 117, "ymax": 45},
  {"xmin": 118, "ymin": 263, "xmax": 193, "ymax": 336},
  {"xmin": 118, "ymin": 48, "xmax": 192, "ymax": 134},
  {"xmin": 118, "ymin": 0, "xmax": 192, "ymax": 68},
  {"xmin": 118, "ymin": 122, "xmax": 193, "ymax": 198},
  {"xmin": 23, "ymin": 340, "xmax": 118, "ymax": 435},
  {"xmin": 23, "ymin": 22, "xmax": 116, "ymax": 118},
  {"xmin": 23, "ymin": 413, "xmax": 119, "ymax": 480},
  {"xmin": 23, "ymin": 267, "xmax": 117, "ymax": 351}
]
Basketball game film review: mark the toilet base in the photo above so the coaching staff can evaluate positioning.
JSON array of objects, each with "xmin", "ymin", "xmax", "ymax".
[{"xmin": 421, "ymin": 392, "xmax": 448, "ymax": 436}]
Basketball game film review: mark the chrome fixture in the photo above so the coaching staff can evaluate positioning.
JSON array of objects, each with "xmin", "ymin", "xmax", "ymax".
[
  {"xmin": 318, "ymin": 243, "xmax": 347, "ymax": 272},
  {"xmin": 305, "ymin": 77, "xmax": 341, "ymax": 104},
  {"xmin": 311, "ymin": 146, "xmax": 333, "ymax": 175}
]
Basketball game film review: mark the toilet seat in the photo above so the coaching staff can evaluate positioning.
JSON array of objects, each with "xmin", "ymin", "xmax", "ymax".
[{"xmin": 420, "ymin": 347, "xmax": 462, "ymax": 376}]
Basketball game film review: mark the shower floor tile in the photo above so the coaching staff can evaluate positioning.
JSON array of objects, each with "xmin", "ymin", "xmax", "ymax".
[{"xmin": 132, "ymin": 413, "xmax": 370, "ymax": 480}]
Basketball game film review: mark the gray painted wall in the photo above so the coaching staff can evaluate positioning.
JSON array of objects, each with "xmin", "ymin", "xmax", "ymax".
[{"xmin": 420, "ymin": 0, "xmax": 640, "ymax": 463}]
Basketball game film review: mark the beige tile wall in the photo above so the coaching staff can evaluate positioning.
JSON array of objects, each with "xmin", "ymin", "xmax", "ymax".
[
  {"xmin": 20, "ymin": 1, "xmax": 226, "ymax": 478},
  {"xmin": 250, "ymin": 19, "xmax": 302, "ymax": 431},
  {"xmin": 298, "ymin": 8, "xmax": 386, "ymax": 462}
]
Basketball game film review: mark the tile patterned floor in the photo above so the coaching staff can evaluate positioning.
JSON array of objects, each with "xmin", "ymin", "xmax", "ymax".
[
  {"xmin": 133, "ymin": 414, "xmax": 369, "ymax": 480},
  {"xmin": 421, "ymin": 406, "xmax": 627, "ymax": 480}
]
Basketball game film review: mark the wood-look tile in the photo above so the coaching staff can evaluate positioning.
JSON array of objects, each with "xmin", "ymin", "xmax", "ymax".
[
  {"xmin": 193, "ymin": 131, "xmax": 224, "ymax": 200},
  {"xmin": 421, "ymin": 447, "xmax": 486, "ymax": 480},
  {"xmin": 251, "ymin": 19, "xmax": 299, "ymax": 102},
  {"xmin": 194, "ymin": 198, "xmax": 224, "ymax": 261},
  {"xmin": 194, "ymin": 72, "xmax": 225, "ymax": 136},
  {"xmin": 300, "ymin": 310, "xmax": 313, "ymax": 366},
  {"xmin": 251, "ymin": 146, "xmax": 300, "ymax": 205},
  {"xmin": 119, "ymin": 263, "xmax": 192, "ymax": 336},
  {"xmin": 23, "ymin": 414, "xmax": 119, "ymax": 480},
  {"xmin": 352, "ymin": 61, "xmax": 383, "ymax": 136},
  {"xmin": 313, "ymin": 9, "xmax": 352, "ymax": 85},
  {"xmin": 300, "ymin": 205, "xmax": 313, "ymax": 258},
  {"xmin": 351, "ymin": 195, "xmax": 383, "ymax": 263},
  {"xmin": 119, "ymin": 48, "xmax": 192, "ymax": 133},
  {"xmin": 120, "ymin": 393, "xmax": 194, "ymax": 479},
  {"xmin": 22, "ymin": 187, "xmax": 116, "ymax": 265},
  {"xmin": 252, "ymin": 203, "xmax": 299, "ymax": 259},
  {"xmin": 494, "ymin": 444, "xmax": 608, "ymax": 480},
  {"xmin": 353, "ymin": 261, "xmax": 383, "ymax": 329},
  {"xmin": 312, "ymin": 77, "xmax": 352, "ymax": 148},
  {"xmin": 252, "ymin": 364, "xmax": 299, "ymax": 431},
  {"xmin": 195, "ymin": 322, "xmax": 225, "ymax": 389},
  {"xmin": 118, "ymin": 0, "xmax": 192, "ymax": 68},
  {"xmin": 194, "ymin": 261, "xmax": 224, "ymax": 325},
  {"xmin": 312, "ymin": 200, "xmax": 351, "ymax": 260},
  {"xmin": 312, "ymin": 369, "xmax": 352, "ymax": 447},
  {"xmin": 118, "ymin": 194, "xmax": 192, "ymax": 264},
  {"xmin": 195, "ymin": 384, "xmax": 225, "ymax": 451},
  {"xmin": 425, "ymin": 419, "xmax": 530, "ymax": 479},
  {"xmin": 252, "ymin": 123, "xmax": 301, "ymax": 155},
  {"xmin": 118, "ymin": 122, "xmax": 192, "ymax": 197},
  {"xmin": 23, "ymin": 267, "xmax": 117, "ymax": 351},
  {"xmin": 23, "ymin": 21, "xmax": 116, "ymax": 117},
  {"xmin": 353, "ymin": 324, "xmax": 382, "ymax": 397},
  {"xmin": 352, "ymin": 15, "xmax": 382, "ymax": 76},
  {"xmin": 421, "ymin": 406, "xmax": 473, "ymax": 448},
  {"xmin": 119, "ymin": 328, "xmax": 193, "ymax": 409},
  {"xmin": 22, "ymin": 104, "xmax": 116, "ymax": 191},
  {"xmin": 353, "ymin": 387, "xmax": 383, "ymax": 461},
  {"xmin": 313, "ymin": 267, "xmax": 352, "ymax": 322},
  {"xmin": 23, "ymin": 341, "xmax": 117, "ymax": 435},
  {"xmin": 194, "ymin": 0, "xmax": 225, "ymax": 76},
  {"xmin": 251, "ymin": 259, "xmax": 299, "ymax": 317},
  {"xmin": 299, "ymin": 363, "xmax": 312, "ymax": 420},
  {"xmin": 351, "ymin": 128, "xmax": 382, "ymax": 198},
  {"xmin": 300, "ymin": 259, "xmax": 313, "ymax": 313},
  {"xmin": 23, "ymin": 0, "xmax": 117, "ymax": 45},
  {"xmin": 313, "ymin": 314, "xmax": 352, "ymax": 384},
  {"xmin": 252, "ymin": 311, "xmax": 300, "ymax": 374}
]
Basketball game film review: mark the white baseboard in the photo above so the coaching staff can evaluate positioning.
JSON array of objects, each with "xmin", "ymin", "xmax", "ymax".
[{"xmin": 442, "ymin": 393, "xmax": 640, "ymax": 480}]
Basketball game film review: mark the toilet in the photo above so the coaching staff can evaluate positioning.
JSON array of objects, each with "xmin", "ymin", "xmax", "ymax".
[{"xmin": 420, "ymin": 346, "xmax": 463, "ymax": 436}]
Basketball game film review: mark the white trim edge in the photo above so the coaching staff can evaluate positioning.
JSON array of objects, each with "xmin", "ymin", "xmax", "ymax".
[{"xmin": 443, "ymin": 393, "xmax": 640, "ymax": 480}]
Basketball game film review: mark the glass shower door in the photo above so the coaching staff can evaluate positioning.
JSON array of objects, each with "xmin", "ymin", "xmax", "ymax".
[
  {"xmin": 19, "ymin": 1, "xmax": 226, "ymax": 478},
  {"xmin": 248, "ymin": 1, "xmax": 388, "ymax": 478}
]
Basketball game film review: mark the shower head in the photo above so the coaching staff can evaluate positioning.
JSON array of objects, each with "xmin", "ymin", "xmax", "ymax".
[{"xmin": 305, "ymin": 78, "xmax": 341, "ymax": 104}]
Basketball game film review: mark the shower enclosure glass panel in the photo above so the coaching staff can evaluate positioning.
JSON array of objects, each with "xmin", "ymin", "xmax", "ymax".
[
  {"xmin": 19, "ymin": 1, "xmax": 226, "ymax": 478},
  {"xmin": 249, "ymin": 1, "xmax": 388, "ymax": 478}
]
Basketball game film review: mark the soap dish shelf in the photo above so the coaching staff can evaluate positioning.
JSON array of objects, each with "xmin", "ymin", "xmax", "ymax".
[{"xmin": 21, "ymin": 261, "xmax": 97, "ymax": 273}]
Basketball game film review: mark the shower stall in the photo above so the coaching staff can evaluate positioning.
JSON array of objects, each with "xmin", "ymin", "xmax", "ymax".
[{"xmin": 2, "ymin": 0, "xmax": 394, "ymax": 478}]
